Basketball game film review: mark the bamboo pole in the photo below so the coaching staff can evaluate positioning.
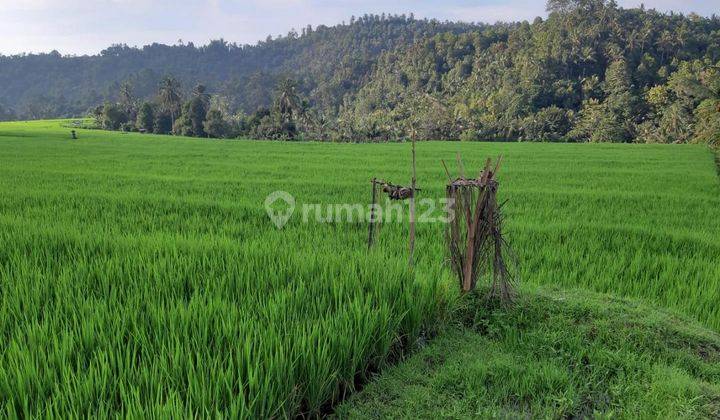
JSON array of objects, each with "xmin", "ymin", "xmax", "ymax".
[
  {"xmin": 368, "ymin": 178, "xmax": 377, "ymax": 249},
  {"xmin": 409, "ymin": 137, "xmax": 417, "ymax": 267},
  {"xmin": 460, "ymin": 159, "xmax": 495, "ymax": 292}
]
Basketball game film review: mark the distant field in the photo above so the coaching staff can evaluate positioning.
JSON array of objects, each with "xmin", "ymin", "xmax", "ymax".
[{"xmin": 1, "ymin": 120, "xmax": 719, "ymax": 417}]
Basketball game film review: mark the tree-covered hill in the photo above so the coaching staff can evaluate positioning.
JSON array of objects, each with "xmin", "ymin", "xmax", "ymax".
[
  {"xmin": 342, "ymin": 1, "xmax": 720, "ymax": 143},
  {"xmin": 1, "ymin": 1, "xmax": 719, "ymax": 144},
  {"xmin": 0, "ymin": 14, "xmax": 474, "ymax": 120}
]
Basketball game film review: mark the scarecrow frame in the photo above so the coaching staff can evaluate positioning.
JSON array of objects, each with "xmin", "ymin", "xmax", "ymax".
[{"xmin": 444, "ymin": 155, "xmax": 516, "ymax": 301}]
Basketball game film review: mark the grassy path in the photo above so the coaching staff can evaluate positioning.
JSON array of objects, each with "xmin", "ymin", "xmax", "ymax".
[{"xmin": 337, "ymin": 288, "xmax": 720, "ymax": 418}]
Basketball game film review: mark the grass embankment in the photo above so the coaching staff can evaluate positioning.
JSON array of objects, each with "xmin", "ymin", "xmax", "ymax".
[
  {"xmin": 0, "ymin": 120, "xmax": 719, "ymax": 416},
  {"xmin": 338, "ymin": 288, "xmax": 720, "ymax": 419}
]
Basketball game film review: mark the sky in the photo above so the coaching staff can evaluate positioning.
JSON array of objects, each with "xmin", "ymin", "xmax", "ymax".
[{"xmin": 0, "ymin": 0, "xmax": 716, "ymax": 56}]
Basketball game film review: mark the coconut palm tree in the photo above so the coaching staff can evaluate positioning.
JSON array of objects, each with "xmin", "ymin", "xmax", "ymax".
[
  {"xmin": 274, "ymin": 79, "xmax": 302, "ymax": 122},
  {"xmin": 158, "ymin": 76, "xmax": 183, "ymax": 127}
]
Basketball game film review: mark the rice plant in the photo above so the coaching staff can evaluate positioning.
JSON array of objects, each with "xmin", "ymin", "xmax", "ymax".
[{"xmin": 0, "ymin": 120, "xmax": 718, "ymax": 417}]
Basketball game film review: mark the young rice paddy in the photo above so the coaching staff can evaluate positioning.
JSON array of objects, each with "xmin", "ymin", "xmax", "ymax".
[{"xmin": 0, "ymin": 120, "xmax": 719, "ymax": 417}]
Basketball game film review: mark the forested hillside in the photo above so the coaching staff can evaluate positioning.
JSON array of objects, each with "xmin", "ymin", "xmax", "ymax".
[
  {"xmin": 0, "ymin": 15, "xmax": 472, "ymax": 120},
  {"xmin": 1, "ymin": 1, "xmax": 719, "ymax": 144},
  {"xmin": 342, "ymin": 1, "xmax": 720, "ymax": 143}
]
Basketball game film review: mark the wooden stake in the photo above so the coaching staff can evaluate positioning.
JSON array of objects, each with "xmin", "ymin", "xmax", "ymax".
[
  {"xmin": 368, "ymin": 178, "xmax": 377, "ymax": 249},
  {"xmin": 461, "ymin": 157, "xmax": 502, "ymax": 291},
  {"xmin": 456, "ymin": 153, "xmax": 466, "ymax": 178},
  {"xmin": 462, "ymin": 186, "xmax": 490, "ymax": 292},
  {"xmin": 409, "ymin": 138, "xmax": 417, "ymax": 267}
]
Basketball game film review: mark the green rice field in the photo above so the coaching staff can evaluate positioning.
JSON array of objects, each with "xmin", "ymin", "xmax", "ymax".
[{"xmin": 1, "ymin": 120, "xmax": 719, "ymax": 417}]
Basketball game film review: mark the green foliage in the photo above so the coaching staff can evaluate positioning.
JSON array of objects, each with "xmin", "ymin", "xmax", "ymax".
[
  {"xmin": 569, "ymin": 99, "xmax": 605, "ymax": 141},
  {"xmin": 521, "ymin": 106, "xmax": 571, "ymax": 141},
  {"xmin": 658, "ymin": 102, "xmax": 695, "ymax": 143},
  {"xmin": 1, "ymin": 10, "xmax": 719, "ymax": 145},
  {"xmin": 135, "ymin": 101, "xmax": 155, "ymax": 132},
  {"xmin": 158, "ymin": 76, "xmax": 183, "ymax": 125},
  {"xmin": 153, "ymin": 111, "xmax": 172, "ymax": 135},
  {"xmin": 173, "ymin": 96, "xmax": 209, "ymax": 137},
  {"xmin": 100, "ymin": 101, "xmax": 128, "ymax": 130},
  {"xmin": 694, "ymin": 99, "xmax": 720, "ymax": 147},
  {"xmin": 102, "ymin": 77, "xmax": 311, "ymax": 140},
  {"xmin": 251, "ymin": 111, "xmax": 297, "ymax": 140},
  {"xmin": 204, "ymin": 109, "xmax": 231, "ymax": 138},
  {"xmin": 119, "ymin": 121, "xmax": 136, "ymax": 132},
  {"xmin": 119, "ymin": 81, "xmax": 137, "ymax": 121},
  {"xmin": 273, "ymin": 79, "xmax": 302, "ymax": 121},
  {"xmin": 0, "ymin": 15, "xmax": 470, "ymax": 120},
  {"xmin": 334, "ymin": 7, "xmax": 720, "ymax": 143}
]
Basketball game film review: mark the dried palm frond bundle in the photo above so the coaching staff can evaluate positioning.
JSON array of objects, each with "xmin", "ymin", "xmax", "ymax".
[{"xmin": 445, "ymin": 156, "xmax": 517, "ymax": 302}]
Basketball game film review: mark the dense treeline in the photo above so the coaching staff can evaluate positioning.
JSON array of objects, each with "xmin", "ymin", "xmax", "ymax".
[
  {"xmin": 93, "ymin": 77, "xmax": 317, "ymax": 139},
  {"xmin": 3, "ymin": 1, "xmax": 720, "ymax": 144}
]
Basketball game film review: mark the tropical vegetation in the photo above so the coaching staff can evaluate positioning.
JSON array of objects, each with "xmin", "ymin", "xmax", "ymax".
[{"xmin": 1, "ymin": 1, "xmax": 718, "ymax": 145}]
